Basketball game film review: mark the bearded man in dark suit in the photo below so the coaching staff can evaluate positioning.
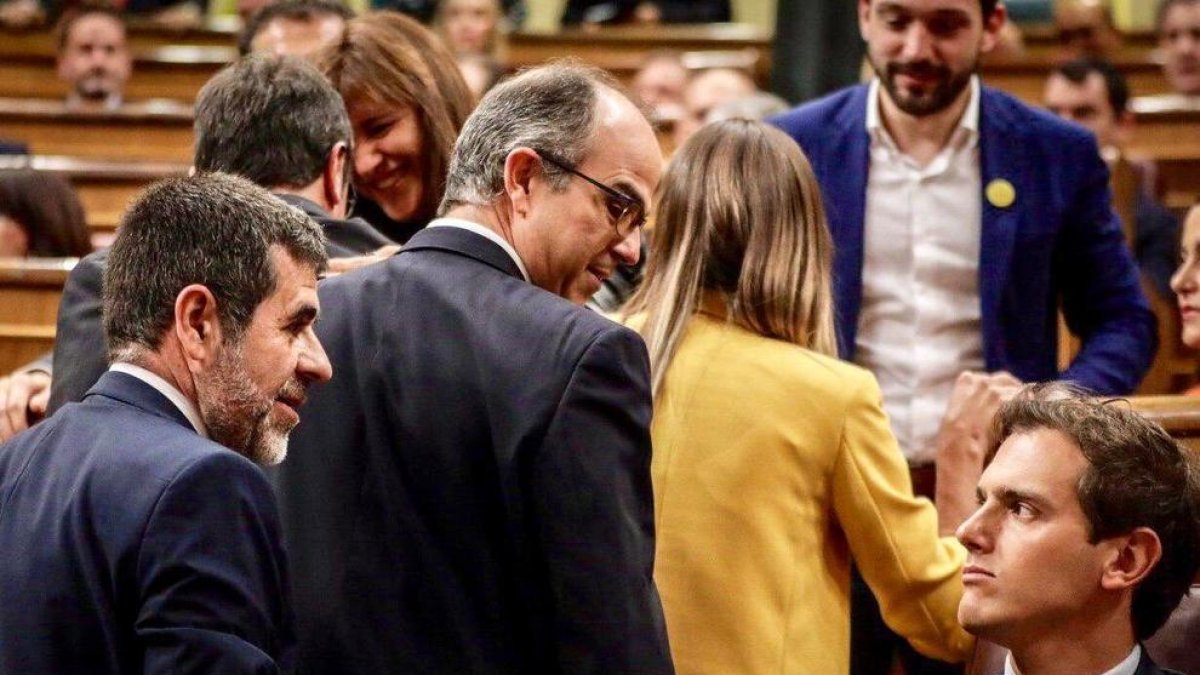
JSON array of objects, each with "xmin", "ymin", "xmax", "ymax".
[{"xmin": 0, "ymin": 172, "xmax": 332, "ymax": 673}]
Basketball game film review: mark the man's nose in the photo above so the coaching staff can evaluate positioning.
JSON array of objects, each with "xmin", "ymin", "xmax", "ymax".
[
  {"xmin": 299, "ymin": 330, "xmax": 333, "ymax": 385},
  {"xmin": 612, "ymin": 227, "xmax": 642, "ymax": 267},
  {"xmin": 901, "ymin": 23, "xmax": 935, "ymax": 61},
  {"xmin": 955, "ymin": 505, "xmax": 993, "ymax": 552}
]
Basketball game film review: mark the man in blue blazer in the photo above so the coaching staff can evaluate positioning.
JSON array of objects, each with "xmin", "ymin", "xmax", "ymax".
[
  {"xmin": 772, "ymin": 1, "xmax": 1154, "ymax": 406},
  {"xmin": 771, "ymin": 0, "xmax": 1155, "ymax": 672},
  {"xmin": 276, "ymin": 64, "xmax": 674, "ymax": 674},
  {"xmin": 0, "ymin": 173, "xmax": 332, "ymax": 673}
]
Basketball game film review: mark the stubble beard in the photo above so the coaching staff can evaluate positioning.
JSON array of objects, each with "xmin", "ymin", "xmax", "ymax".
[
  {"xmin": 871, "ymin": 55, "xmax": 977, "ymax": 118},
  {"xmin": 197, "ymin": 343, "xmax": 294, "ymax": 467}
]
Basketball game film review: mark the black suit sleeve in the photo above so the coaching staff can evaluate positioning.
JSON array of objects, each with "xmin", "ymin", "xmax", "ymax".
[
  {"xmin": 48, "ymin": 251, "xmax": 108, "ymax": 414},
  {"xmin": 530, "ymin": 325, "xmax": 674, "ymax": 674},
  {"xmin": 135, "ymin": 452, "xmax": 296, "ymax": 674}
]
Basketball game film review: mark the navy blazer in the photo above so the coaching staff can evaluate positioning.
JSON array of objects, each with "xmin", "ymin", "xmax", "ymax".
[
  {"xmin": 0, "ymin": 371, "xmax": 295, "ymax": 673},
  {"xmin": 771, "ymin": 84, "xmax": 1156, "ymax": 394},
  {"xmin": 275, "ymin": 226, "xmax": 674, "ymax": 674}
]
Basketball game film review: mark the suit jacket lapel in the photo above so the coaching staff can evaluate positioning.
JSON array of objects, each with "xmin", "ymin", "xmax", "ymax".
[
  {"xmin": 978, "ymin": 88, "xmax": 1024, "ymax": 370},
  {"xmin": 84, "ymin": 370, "xmax": 196, "ymax": 432},
  {"xmin": 400, "ymin": 226, "xmax": 525, "ymax": 281},
  {"xmin": 830, "ymin": 86, "xmax": 871, "ymax": 360}
]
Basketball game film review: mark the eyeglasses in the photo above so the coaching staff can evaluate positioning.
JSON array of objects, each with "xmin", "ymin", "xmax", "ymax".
[{"xmin": 535, "ymin": 149, "xmax": 646, "ymax": 239}]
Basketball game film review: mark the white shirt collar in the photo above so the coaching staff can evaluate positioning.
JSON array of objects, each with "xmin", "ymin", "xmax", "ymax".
[
  {"xmin": 865, "ymin": 75, "xmax": 981, "ymax": 152},
  {"xmin": 426, "ymin": 217, "xmax": 530, "ymax": 282},
  {"xmin": 109, "ymin": 362, "xmax": 208, "ymax": 438},
  {"xmin": 1004, "ymin": 644, "xmax": 1141, "ymax": 675}
]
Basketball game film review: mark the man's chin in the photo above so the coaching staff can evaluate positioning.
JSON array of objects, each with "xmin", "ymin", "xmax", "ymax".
[
  {"xmin": 249, "ymin": 428, "xmax": 291, "ymax": 467},
  {"xmin": 75, "ymin": 83, "xmax": 114, "ymax": 101}
]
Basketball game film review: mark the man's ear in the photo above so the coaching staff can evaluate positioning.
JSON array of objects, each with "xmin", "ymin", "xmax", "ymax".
[
  {"xmin": 173, "ymin": 284, "xmax": 224, "ymax": 374},
  {"xmin": 979, "ymin": 3, "xmax": 1008, "ymax": 54},
  {"xmin": 858, "ymin": 0, "xmax": 872, "ymax": 42},
  {"xmin": 1100, "ymin": 527, "xmax": 1163, "ymax": 591},
  {"xmin": 324, "ymin": 141, "xmax": 350, "ymax": 217},
  {"xmin": 503, "ymin": 147, "xmax": 541, "ymax": 221}
]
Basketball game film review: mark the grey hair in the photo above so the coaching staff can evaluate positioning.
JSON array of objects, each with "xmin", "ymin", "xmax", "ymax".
[
  {"xmin": 438, "ymin": 62, "xmax": 625, "ymax": 211},
  {"xmin": 104, "ymin": 172, "xmax": 327, "ymax": 363}
]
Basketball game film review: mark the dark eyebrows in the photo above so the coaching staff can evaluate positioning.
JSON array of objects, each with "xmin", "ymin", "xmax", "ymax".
[
  {"xmin": 611, "ymin": 179, "xmax": 646, "ymax": 208},
  {"xmin": 993, "ymin": 486, "xmax": 1047, "ymax": 510},
  {"xmin": 286, "ymin": 303, "xmax": 319, "ymax": 328}
]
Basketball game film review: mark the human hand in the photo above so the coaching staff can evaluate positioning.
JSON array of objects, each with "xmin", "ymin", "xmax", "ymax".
[
  {"xmin": 934, "ymin": 371, "xmax": 1022, "ymax": 534},
  {"xmin": 0, "ymin": 369, "xmax": 51, "ymax": 442}
]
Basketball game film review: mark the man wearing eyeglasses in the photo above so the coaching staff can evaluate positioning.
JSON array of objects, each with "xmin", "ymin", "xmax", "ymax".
[{"xmin": 274, "ymin": 63, "xmax": 673, "ymax": 673}]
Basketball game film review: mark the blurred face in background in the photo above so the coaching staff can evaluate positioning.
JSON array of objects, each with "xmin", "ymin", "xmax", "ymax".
[
  {"xmin": 1170, "ymin": 206, "xmax": 1200, "ymax": 348},
  {"xmin": 251, "ymin": 13, "xmax": 347, "ymax": 58},
  {"xmin": 439, "ymin": 0, "xmax": 500, "ymax": 55},
  {"xmin": 632, "ymin": 56, "xmax": 689, "ymax": 109},
  {"xmin": 1160, "ymin": 1, "xmax": 1200, "ymax": 95},
  {"xmin": 57, "ymin": 12, "xmax": 131, "ymax": 103},
  {"xmin": 1054, "ymin": 0, "xmax": 1119, "ymax": 59},
  {"xmin": 1043, "ymin": 71, "xmax": 1129, "ymax": 150}
]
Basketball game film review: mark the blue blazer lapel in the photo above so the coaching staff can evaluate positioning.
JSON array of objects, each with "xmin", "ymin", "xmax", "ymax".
[
  {"xmin": 84, "ymin": 370, "xmax": 196, "ymax": 432},
  {"xmin": 828, "ymin": 86, "xmax": 871, "ymax": 360},
  {"xmin": 977, "ymin": 89, "xmax": 1025, "ymax": 370}
]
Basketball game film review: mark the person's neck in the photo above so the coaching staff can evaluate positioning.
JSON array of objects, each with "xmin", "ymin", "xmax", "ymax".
[
  {"xmin": 442, "ymin": 203, "xmax": 514, "ymax": 247},
  {"xmin": 877, "ymin": 82, "xmax": 973, "ymax": 167},
  {"xmin": 119, "ymin": 344, "xmax": 199, "ymax": 408},
  {"xmin": 279, "ymin": 183, "xmax": 343, "ymax": 220},
  {"xmin": 1007, "ymin": 607, "xmax": 1137, "ymax": 675}
]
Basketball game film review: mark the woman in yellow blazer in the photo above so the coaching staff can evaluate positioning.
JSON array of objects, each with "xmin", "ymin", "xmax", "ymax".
[{"xmin": 619, "ymin": 119, "xmax": 974, "ymax": 674}]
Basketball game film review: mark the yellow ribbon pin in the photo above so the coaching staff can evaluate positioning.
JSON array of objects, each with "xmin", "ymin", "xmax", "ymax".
[{"xmin": 986, "ymin": 179, "xmax": 1016, "ymax": 209}]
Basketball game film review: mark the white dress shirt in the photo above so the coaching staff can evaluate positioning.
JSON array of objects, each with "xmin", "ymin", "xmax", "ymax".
[
  {"xmin": 109, "ymin": 362, "xmax": 207, "ymax": 437},
  {"xmin": 855, "ymin": 77, "xmax": 986, "ymax": 464},
  {"xmin": 427, "ymin": 217, "xmax": 530, "ymax": 282},
  {"xmin": 1004, "ymin": 645, "xmax": 1141, "ymax": 675}
]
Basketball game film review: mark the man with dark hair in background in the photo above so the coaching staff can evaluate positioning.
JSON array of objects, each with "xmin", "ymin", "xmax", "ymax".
[
  {"xmin": 0, "ymin": 172, "xmax": 332, "ymax": 673},
  {"xmin": 772, "ymin": 0, "xmax": 1155, "ymax": 672},
  {"xmin": 0, "ymin": 55, "xmax": 393, "ymax": 440},
  {"xmin": 1043, "ymin": 57, "xmax": 1180, "ymax": 302},
  {"xmin": 238, "ymin": 0, "xmax": 353, "ymax": 58},
  {"xmin": 957, "ymin": 385, "xmax": 1200, "ymax": 675},
  {"xmin": 55, "ymin": 4, "xmax": 131, "ymax": 110}
]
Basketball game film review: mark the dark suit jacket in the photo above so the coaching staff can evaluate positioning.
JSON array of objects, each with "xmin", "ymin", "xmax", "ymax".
[
  {"xmin": 276, "ymin": 193, "xmax": 394, "ymax": 258},
  {"xmin": 0, "ymin": 371, "xmax": 295, "ymax": 673},
  {"xmin": 770, "ymin": 84, "xmax": 1156, "ymax": 395},
  {"xmin": 275, "ymin": 226, "xmax": 673, "ymax": 674},
  {"xmin": 46, "ymin": 197, "xmax": 387, "ymax": 413}
]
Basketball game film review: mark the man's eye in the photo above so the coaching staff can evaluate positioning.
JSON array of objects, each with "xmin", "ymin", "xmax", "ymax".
[
  {"xmin": 606, "ymin": 199, "xmax": 626, "ymax": 222},
  {"xmin": 1010, "ymin": 502, "xmax": 1036, "ymax": 518}
]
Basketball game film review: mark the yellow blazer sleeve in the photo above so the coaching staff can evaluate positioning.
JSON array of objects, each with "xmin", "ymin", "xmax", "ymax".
[{"xmin": 829, "ymin": 371, "xmax": 975, "ymax": 663}]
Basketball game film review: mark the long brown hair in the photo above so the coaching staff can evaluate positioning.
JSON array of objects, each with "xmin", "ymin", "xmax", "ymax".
[
  {"xmin": 621, "ymin": 119, "xmax": 837, "ymax": 397},
  {"xmin": 316, "ymin": 11, "xmax": 475, "ymax": 223}
]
